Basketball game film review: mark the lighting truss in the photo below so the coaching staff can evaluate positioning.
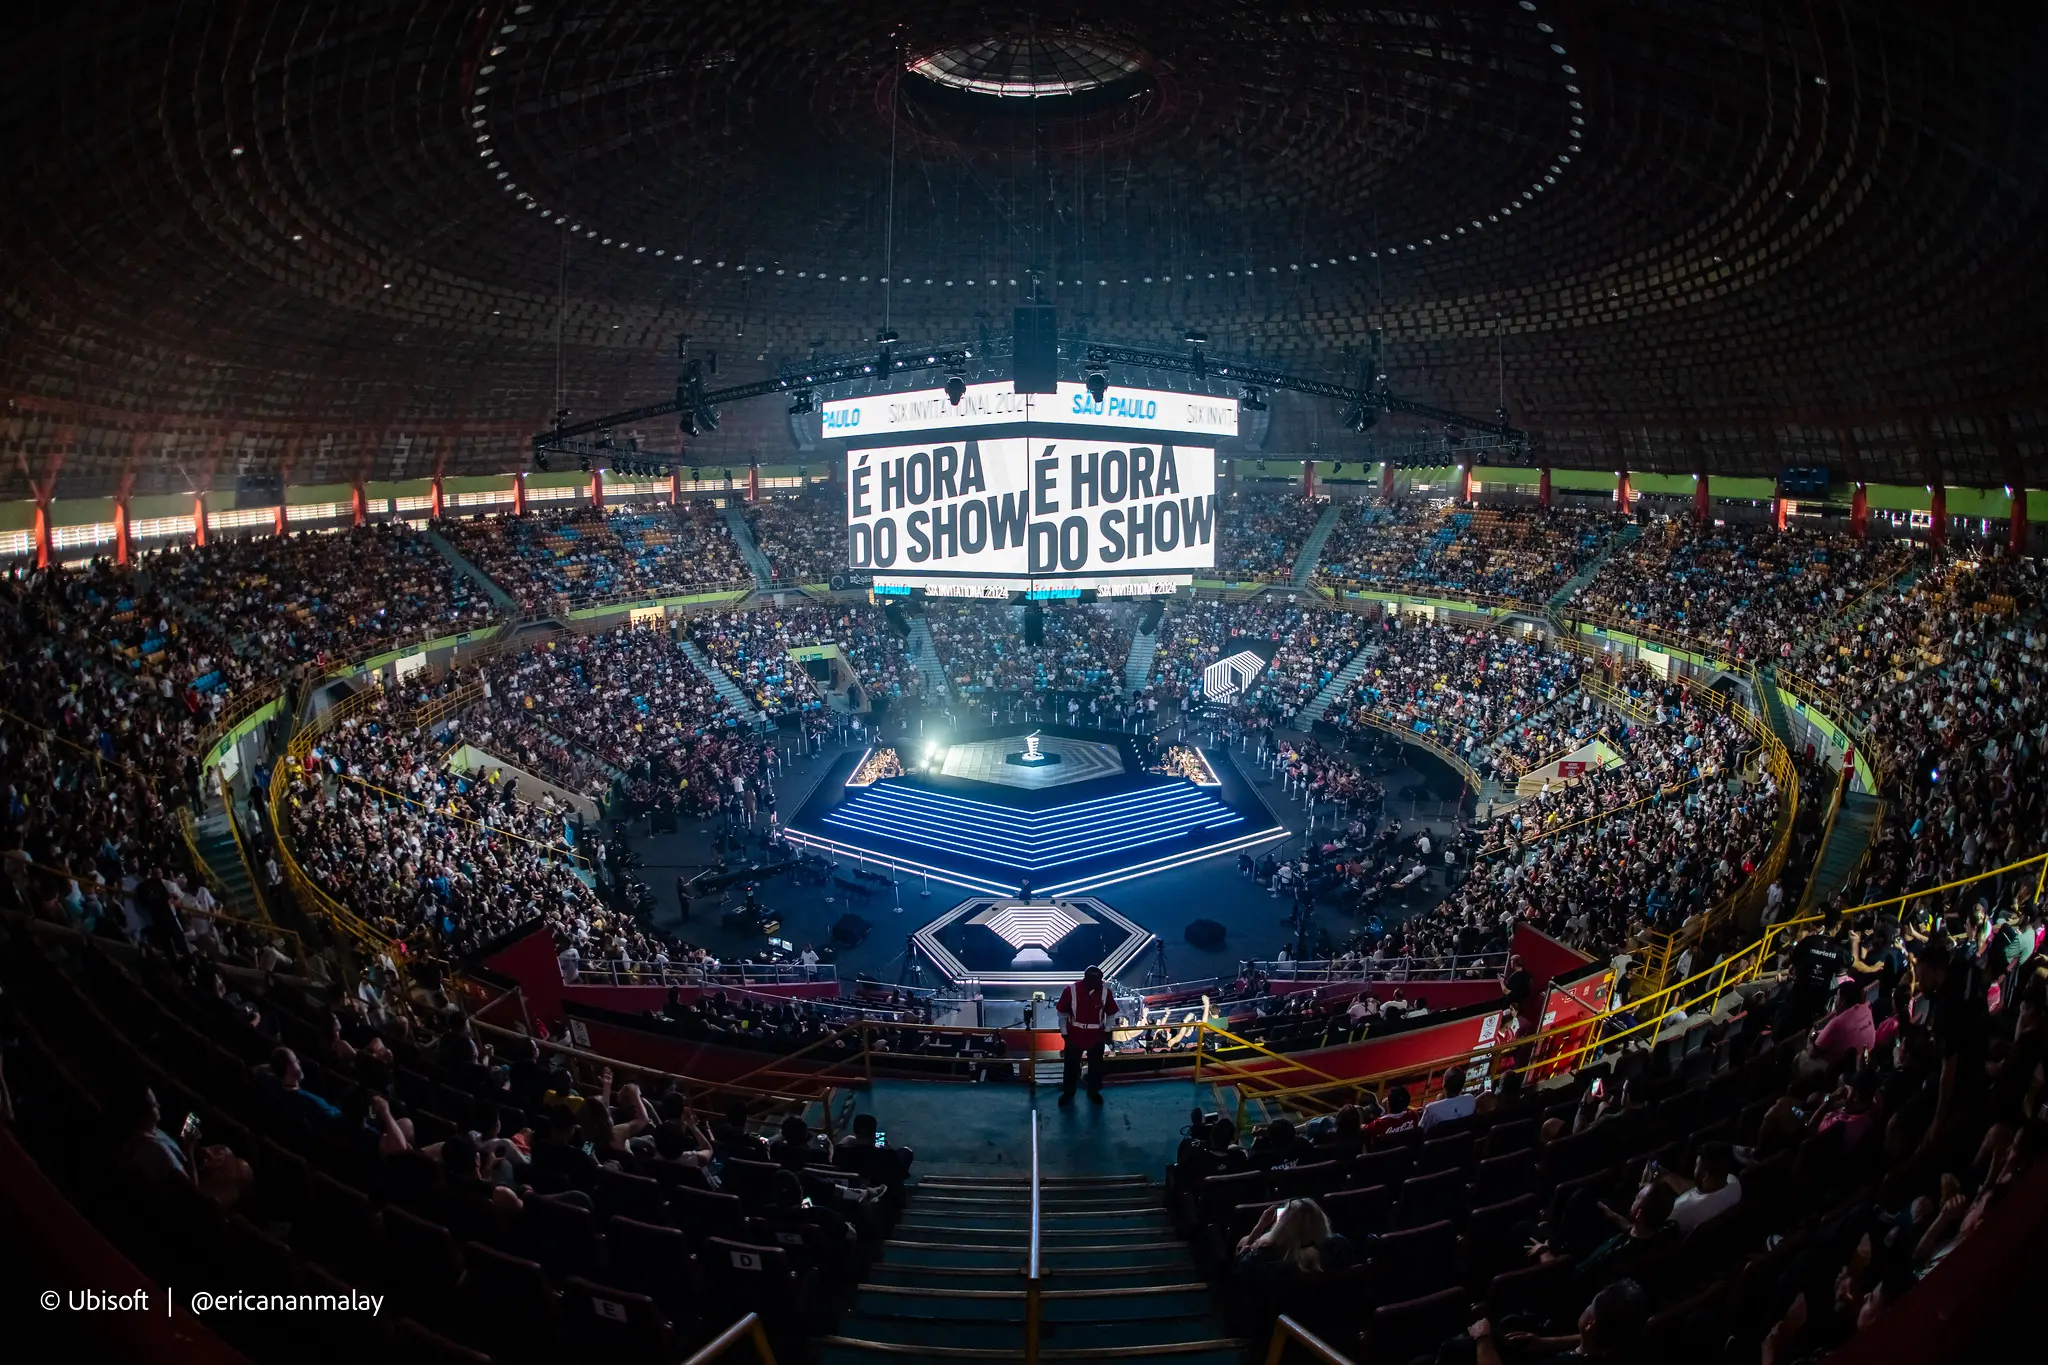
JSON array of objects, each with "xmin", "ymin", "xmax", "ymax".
[{"xmin": 531, "ymin": 334, "xmax": 1528, "ymax": 464}]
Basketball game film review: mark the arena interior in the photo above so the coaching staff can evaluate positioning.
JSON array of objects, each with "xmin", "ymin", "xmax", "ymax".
[{"xmin": 3, "ymin": 4, "xmax": 2047, "ymax": 1364}]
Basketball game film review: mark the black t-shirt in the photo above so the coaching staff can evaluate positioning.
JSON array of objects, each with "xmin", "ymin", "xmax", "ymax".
[{"xmin": 1791, "ymin": 932, "xmax": 1851, "ymax": 1003}]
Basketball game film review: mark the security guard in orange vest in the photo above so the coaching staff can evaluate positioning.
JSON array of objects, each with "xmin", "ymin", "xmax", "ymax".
[{"xmin": 1056, "ymin": 965, "xmax": 1123, "ymax": 1105}]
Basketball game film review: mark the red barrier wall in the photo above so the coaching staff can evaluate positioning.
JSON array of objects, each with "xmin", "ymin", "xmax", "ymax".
[
  {"xmin": 1511, "ymin": 923, "xmax": 1596, "ymax": 990},
  {"xmin": 477, "ymin": 926, "xmax": 842, "ymax": 1029}
]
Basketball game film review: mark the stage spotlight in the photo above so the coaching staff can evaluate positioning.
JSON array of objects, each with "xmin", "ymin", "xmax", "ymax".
[
  {"xmin": 535, "ymin": 450, "xmax": 551, "ymax": 471},
  {"xmin": 1184, "ymin": 329, "xmax": 1210, "ymax": 346},
  {"xmin": 1240, "ymin": 386, "xmax": 1267, "ymax": 412},
  {"xmin": 1332, "ymin": 462, "xmax": 1345, "ymax": 474},
  {"xmin": 877, "ymin": 328, "xmax": 900, "ymax": 344},
  {"xmin": 944, "ymin": 373, "xmax": 966, "ymax": 406},
  {"xmin": 789, "ymin": 389, "xmax": 815, "ymax": 415},
  {"xmin": 1345, "ymin": 403, "xmax": 1379, "ymax": 433},
  {"xmin": 1086, "ymin": 370, "xmax": 1108, "ymax": 403},
  {"xmin": 680, "ymin": 410, "xmax": 701, "ymax": 438}
]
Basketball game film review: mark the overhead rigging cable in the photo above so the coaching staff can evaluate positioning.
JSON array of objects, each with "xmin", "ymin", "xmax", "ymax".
[{"xmin": 883, "ymin": 50, "xmax": 899, "ymax": 334}]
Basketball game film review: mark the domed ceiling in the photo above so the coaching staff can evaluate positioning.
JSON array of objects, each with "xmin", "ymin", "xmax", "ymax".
[{"xmin": 2, "ymin": 0, "xmax": 2044, "ymax": 496}]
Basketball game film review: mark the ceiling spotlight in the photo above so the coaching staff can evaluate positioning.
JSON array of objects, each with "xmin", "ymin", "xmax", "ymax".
[
  {"xmin": 578, "ymin": 455, "xmax": 591, "ymax": 473},
  {"xmin": 877, "ymin": 328, "xmax": 900, "ymax": 344},
  {"xmin": 944, "ymin": 373, "xmax": 966, "ymax": 406},
  {"xmin": 1086, "ymin": 371, "xmax": 1108, "ymax": 404},
  {"xmin": 1183, "ymin": 329, "xmax": 1210, "ymax": 346},
  {"xmin": 1240, "ymin": 386, "xmax": 1267, "ymax": 412}
]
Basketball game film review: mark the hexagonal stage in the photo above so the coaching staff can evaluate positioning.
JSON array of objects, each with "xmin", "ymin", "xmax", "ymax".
[
  {"xmin": 783, "ymin": 721, "xmax": 1285, "ymax": 897},
  {"xmin": 912, "ymin": 895, "xmax": 1152, "ymax": 989}
]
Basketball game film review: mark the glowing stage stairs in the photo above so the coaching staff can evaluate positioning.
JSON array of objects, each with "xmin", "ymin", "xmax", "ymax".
[
  {"xmin": 817, "ymin": 1174, "xmax": 1241, "ymax": 1363},
  {"xmin": 822, "ymin": 782, "xmax": 1243, "ymax": 874},
  {"xmin": 1289, "ymin": 500, "xmax": 1343, "ymax": 587}
]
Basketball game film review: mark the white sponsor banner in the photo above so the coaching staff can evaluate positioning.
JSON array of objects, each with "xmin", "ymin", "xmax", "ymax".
[
  {"xmin": 846, "ymin": 437, "xmax": 1217, "ymax": 580},
  {"xmin": 822, "ymin": 383, "xmax": 1237, "ymax": 442}
]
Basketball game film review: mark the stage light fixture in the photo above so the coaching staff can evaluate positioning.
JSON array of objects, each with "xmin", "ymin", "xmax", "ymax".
[
  {"xmin": 1240, "ymin": 385, "xmax": 1267, "ymax": 412},
  {"xmin": 1345, "ymin": 403, "xmax": 1379, "ymax": 433},
  {"xmin": 789, "ymin": 389, "xmax": 815, "ymax": 415},
  {"xmin": 1086, "ymin": 370, "xmax": 1108, "ymax": 403},
  {"xmin": 536, "ymin": 450, "xmax": 551, "ymax": 471},
  {"xmin": 944, "ymin": 373, "xmax": 966, "ymax": 405}
]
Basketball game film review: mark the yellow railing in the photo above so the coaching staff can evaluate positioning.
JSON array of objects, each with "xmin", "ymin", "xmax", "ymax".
[
  {"xmin": 1317, "ymin": 711, "xmax": 1483, "ymax": 793},
  {"xmin": 196, "ymin": 683, "xmax": 285, "ymax": 762},
  {"xmin": 682, "ymin": 1313, "xmax": 779, "ymax": 1365},
  {"xmin": 217, "ymin": 774, "xmax": 272, "ymax": 924},
  {"xmin": 173, "ymin": 801, "xmax": 305, "ymax": 968},
  {"xmin": 1778, "ymin": 667, "xmax": 1890, "ymax": 785},
  {"xmin": 1238, "ymin": 848, "xmax": 2048, "ymax": 1118}
]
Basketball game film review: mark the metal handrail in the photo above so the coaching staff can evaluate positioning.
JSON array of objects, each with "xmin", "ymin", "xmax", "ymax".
[
  {"xmin": 681, "ymin": 1312, "xmax": 779, "ymax": 1365},
  {"xmin": 1025, "ymin": 1110, "xmax": 1042, "ymax": 1365},
  {"xmin": 1241, "ymin": 847, "xmax": 2048, "ymax": 1113},
  {"xmin": 1265, "ymin": 1314, "xmax": 1358, "ymax": 1365},
  {"xmin": 217, "ymin": 774, "xmax": 273, "ymax": 924}
]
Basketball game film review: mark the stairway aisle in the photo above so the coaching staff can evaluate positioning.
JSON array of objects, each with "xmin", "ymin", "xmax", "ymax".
[
  {"xmin": 1545, "ymin": 521, "xmax": 1640, "ymax": 617},
  {"xmin": 723, "ymin": 504, "xmax": 778, "ymax": 587},
  {"xmin": 1754, "ymin": 664, "xmax": 1799, "ymax": 751},
  {"xmin": 906, "ymin": 616, "xmax": 951, "ymax": 703},
  {"xmin": 1798, "ymin": 790, "xmax": 1884, "ymax": 912},
  {"xmin": 1286, "ymin": 642, "xmax": 1379, "ymax": 732},
  {"xmin": 679, "ymin": 638, "xmax": 769, "ymax": 728},
  {"xmin": 423, "ymin": 525, "xmax": 521, "ymax": 614},
  {"xmin": 1289, "ymin": 500, "xmax": 1342, "ymax": 587},
  {"xmin": 817, "ymin": 1174, "xmax": 1241, "ymax": 1363},
  {"xmin": 193, "ymin": 800, "xmax": 265, "ymax": 921},
  {"xmin": 1123, "ymin": 624, "xmax": 1159, "ymax": 698}
]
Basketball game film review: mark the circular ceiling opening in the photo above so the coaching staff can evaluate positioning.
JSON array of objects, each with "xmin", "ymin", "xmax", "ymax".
[{"xmin": 907, "ymin": 35, "xmax": 1146, "ymax": 100}]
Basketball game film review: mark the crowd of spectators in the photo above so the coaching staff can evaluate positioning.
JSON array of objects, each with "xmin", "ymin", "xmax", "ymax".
[
  {"xmin": 1163, "ymin": 890, "xmax": 2048, "ymax": 1365},
  {"xmin": 148, "ymin": 523, "xmax": 497, "ymax": 668},
  {"xmin": 1326, "ymin": 617, "xmax": 1584, "ymax": 776},
  {"xmin": 1319, "ymin": 503, "xmax": 1620, "ymax": 603},
  {"xmin": 440, "ymin": 504, "xmax": 747, "ymax": 614},
  {"xmin": 746, "ymin": 491, "xmax": 842, "ymax": 585},
  {"xmin": 0, "ymin": 567, "xmax": 294, "ymax": 972},
  {"xmin": 927, "ymin": 603, "xmax": 1129, "ymax": 706},
  {"xmin": 1216, "ymin": 492, "xmax": 1323, "ymax": 581},
  {"xmin": 282, "ymin": 689, "xmax": 713, "ymax": 971},
  {"xmin": 1569, "ymin": 519, "xmax": 1915, "ymax": 662},
  {"xmin": 476, "ymin": 626, "xmax": 743, "ymax": 804},
  {"xmin": 1387, "ymin": 689, "xmax": 1773, "ymax": 963},
  {"xmin": 690, "ymin": 605, "xmax": 923, "ymax": 717},
  {"xmin": 1795, "ymin": 553, "xmax": 2048, "ymax": 925}
]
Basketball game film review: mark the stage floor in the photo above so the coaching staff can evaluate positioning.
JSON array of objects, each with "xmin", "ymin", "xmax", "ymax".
[{"xmin": 782, "ymin": 722, "xmax": 1287, "ymax": 897}]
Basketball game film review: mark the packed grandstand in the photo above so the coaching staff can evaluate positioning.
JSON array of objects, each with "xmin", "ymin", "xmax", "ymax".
[{"xmin": 1, "ymin": 489, "xmax": 2042, "ymax": 1365}]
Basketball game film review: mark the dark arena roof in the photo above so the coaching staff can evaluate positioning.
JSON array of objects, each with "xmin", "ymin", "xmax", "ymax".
[{"xmin": 5, "ymin": 0, "xmax": 2048, "ymax": 496}]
